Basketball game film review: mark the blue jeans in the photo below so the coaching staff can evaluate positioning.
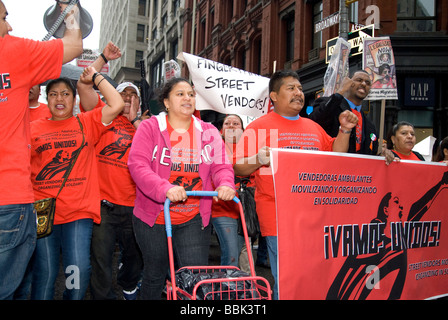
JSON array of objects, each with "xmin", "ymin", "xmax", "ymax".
[
  {"xmin": 212, "ymin": 217, "xmax": 244, "ymax": 267},
  {"xmin": 133, "ymin": 214, "xmax": 211, "ymax": 300},
  {"xmin": 265, "ymin": 236, "xmax": 278, "ymax": 300},
  {"xmin": 30, "ymin": 219, "xmax": 93, "ymax": 300},
  {"xmin": 0, "ymin": 204, "xmax": 36, "ymax": 300}
]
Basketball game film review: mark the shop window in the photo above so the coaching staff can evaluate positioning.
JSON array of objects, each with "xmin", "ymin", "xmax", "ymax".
[{"xmin": 397, "ymin": 0, "xmax": 436, "ymax": 32}]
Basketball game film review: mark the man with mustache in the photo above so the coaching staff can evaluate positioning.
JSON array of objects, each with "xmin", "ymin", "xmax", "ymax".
[
  {"xmin": 310, "ymin": 70, "xmax": 381, "ymax": 156},
  {"xmin": 234, "ymin": 70, "xmax": 358, "ymax": 299}
]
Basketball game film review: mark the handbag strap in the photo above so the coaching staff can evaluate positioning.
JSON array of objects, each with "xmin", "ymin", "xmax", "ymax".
[{"xmin": 55, "ymin": 115, "xmax": 85, "ymax": 198}]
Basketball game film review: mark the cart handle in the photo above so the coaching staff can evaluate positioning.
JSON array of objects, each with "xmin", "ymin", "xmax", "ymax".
[
  {"xmin": 164, "ymin": 190, "xmax": 260, "ymax": 299},
  {"xmin": 163, "ymin": 191, "xmax": 239, "ymax": 237}
]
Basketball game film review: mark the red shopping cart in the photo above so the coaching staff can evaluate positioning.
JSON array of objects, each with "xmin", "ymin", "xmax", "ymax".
[{"xmin": 164, "ymin": 191, "xmax": 272, "ymax": 300}]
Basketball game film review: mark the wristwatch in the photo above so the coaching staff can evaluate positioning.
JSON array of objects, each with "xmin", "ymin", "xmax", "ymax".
[{"xmin": 131, "ymin": 116, "xmax": 141, "ymax": 124}]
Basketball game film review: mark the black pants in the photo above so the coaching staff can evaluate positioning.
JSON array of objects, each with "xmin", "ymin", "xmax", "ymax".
[
  {"xmin": 90, "ymin": 203, "xmax": 143, "ymax": 300},
  {"xmin": 133, "ymin": 214, "xmax": 211, "ymax": 300}
]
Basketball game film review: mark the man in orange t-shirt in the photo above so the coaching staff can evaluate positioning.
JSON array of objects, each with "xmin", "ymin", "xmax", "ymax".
[
  {"xmin": 0, "ymin": 0, "xmax": 83, "ymax": 299},
  {"xmin": 234, "ymin": 70, "xmax": 358, "ymax": 299},
  {"xmin": 29, "ymin": 84, "xmax": 51, "ymax": 122},
  {"xmin": 77, "ymin": 42, "xmax": 145, "ymax": 300}
]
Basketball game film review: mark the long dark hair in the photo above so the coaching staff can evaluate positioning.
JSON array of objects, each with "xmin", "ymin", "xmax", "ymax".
[{"xmin": 434, "ymin": 136, "xmax": 448, "ymax": 162}]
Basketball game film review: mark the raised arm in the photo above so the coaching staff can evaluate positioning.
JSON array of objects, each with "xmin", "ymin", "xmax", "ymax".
[
  {"xmin": 80, "ymin": 66, "xmax": 124, "ymax": 124},
  {"xmin": 58, "ymin": 1, "xmax": 83, "ymax": 64},
  {"xmin": 77, "ymin": 41, "xmax": 122, "ymax": 111}
]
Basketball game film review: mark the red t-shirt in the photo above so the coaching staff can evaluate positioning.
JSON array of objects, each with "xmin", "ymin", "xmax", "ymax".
[
  {"xmin": 212, "ymin": 141, "xmax": 255, "ymax": 220},
  {"xmin": 156, "ymin": 117, "xmax": 203, "ymax": 225},
  {"xmin": 235, "ymin": 112, "xmax": 335, "ymax": 236},
  {"xmin": 83, "ymin": 96, "xmax": 137, "ymax": 206},
  {"xmin": 393, "ymin": 150, "xmax": 423, "ymax": 161},
  {"xmin": 31, "ymin": 108, "xmax": 109, "ymax": 225},
  {"xmin": 30, "ymin": 102, "xmax": 51, "ymax": 122},
  {"xmin": 0, "ymin": 36, "xmax": 63, "ymax": 205}
]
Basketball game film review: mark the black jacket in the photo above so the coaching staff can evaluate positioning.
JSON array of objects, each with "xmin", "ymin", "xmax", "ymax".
[{"xmin": 309, "ymin": 93, "xmax": 379, "ymax": 155}]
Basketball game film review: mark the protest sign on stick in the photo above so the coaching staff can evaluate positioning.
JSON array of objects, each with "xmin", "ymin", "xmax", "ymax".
[
  {"xmin": 323, "ymin": 38, "xmax": 351, "ymax": 97},
  {"xmin": 362, "ymin": 37, "xmax": 398, "ymax": 148},
  {"xmin": 164, "ymin": 59, "xmax": 181, "ymax": 83},
  {"xmin": 363, "ymin": 37, "xmax": 398, "ymax": 101},
  {"xmin": 178, "ymin": 52, "xmax": 270, "ymax": 118}
]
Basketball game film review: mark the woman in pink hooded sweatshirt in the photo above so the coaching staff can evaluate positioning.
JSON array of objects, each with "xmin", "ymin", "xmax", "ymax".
[{"xmin": 128, "ymin": 78, "xmax": 236, "ymax": 299}]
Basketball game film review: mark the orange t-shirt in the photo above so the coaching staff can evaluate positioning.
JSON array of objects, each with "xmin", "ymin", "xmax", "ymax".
[
  {"xmin": 0, "ymin": 36, "xmax": 63, "ymax": 205},
  {"xmin": 393, "ymin": 150, "xmax": 423, "ymax": 161},
  {"xmin": 212, "ymin": 141, "xmax": 255, "ymax": 220},
  {"xmin": 84, "ymin": 96, "xmax": 137, "ymax": 206},
  {"xmin": 30, "ymin": 102, "xmax": 51, "ymax": 122},
  {"xmin": 31, "ymin": 108, "xmax": 109, "ymax": 225},
  {"xmin": 156, "ymin": 117, "xmax": 203, "ymax": 225},
  {"xmin": 235, "ymin": 112, "xmax": 336, "ymax": 236}
]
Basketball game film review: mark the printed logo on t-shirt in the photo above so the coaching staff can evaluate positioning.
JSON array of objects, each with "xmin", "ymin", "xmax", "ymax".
[
  {"xmin": 99, "ymin": 135, "xmax": 132, "ymax": 159},
  {"xmin": 35, "ymin": 146, "xmax": 82, "ymax": 181}
]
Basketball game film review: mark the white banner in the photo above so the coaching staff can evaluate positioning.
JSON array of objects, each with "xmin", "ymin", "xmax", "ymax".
[{"xmin": 178, "ymin": 52, "xmax": 270, "ymax": 117}]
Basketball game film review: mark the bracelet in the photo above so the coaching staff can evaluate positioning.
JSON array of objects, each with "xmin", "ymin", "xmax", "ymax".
[
  {"xmin": 100, "ymin": 53, "xmax": 108, "ymax": 64},
  {"xmin": 96, "ymin": 78, "xmax": 106, "ymax": 87},
  {"xmin": 92, "ymin": 72, "xmax": 99, "ymax": 84},
  {"xmin": 131, "ymin": 116, "xmax": 141, "ymax": 124},
  {"xmin": 339, "ymin": 126, "xmax": 352, "ymax": 134}
]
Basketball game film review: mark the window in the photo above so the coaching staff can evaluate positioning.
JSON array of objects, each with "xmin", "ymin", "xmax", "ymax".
[
  {"xmin": 161, "ymin": 14, "xmax": 167, "ymax": 33},
  {"xmin": 138, "ymin": 0, "xmax": 147, "ymax": 16},
  {"xmin": 135, "ymin": 50, "xmax": 144, "ymax": 68},
  {"xmin": 153, "ymin": 0, "xmax": 158, "ymax": 20},
  {"xmin": 151, "ymin": 56, "xmax": 165, "ymax": 88},
  {"xmin": 349, "ymin": 1, "xmax": 358, "ymax": 25},
  {"xmin": 312, "ymin": 1, "xmax": 323, "ymax": 49},
  {"xmin": 137, "ymin": 24, "xmax": 145, "ymax": 42},
  {"xmin": 171, "ymin": 39, "xmax": 178, "ymax": 60},
  {"xmin": 397, "ymin": 0, "xmax": 436, "ymax": 32},
  {"xmin": 172, "ymin": 0, "xmax": 180, "ymax": 14},
  {"xmin": 285, "ymin": 17, "xmax": 295, "ymax": 62}
]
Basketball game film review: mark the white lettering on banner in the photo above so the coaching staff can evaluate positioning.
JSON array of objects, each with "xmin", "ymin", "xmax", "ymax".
[{"xmin": 178, "ymin": 52, "xmax": 270, "ymax": 117}]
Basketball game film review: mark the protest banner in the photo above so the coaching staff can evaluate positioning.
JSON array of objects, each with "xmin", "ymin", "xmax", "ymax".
[
  {"xmin": 323, "ymin": 37, "xmax": 351, "ymax": 97},
  {"xmin": 271, "ymin": 148, "xmax": 448, "ymax": 300},
  {"xmin": 363, "ymin": 37, "xmax": 398, "ymax": 100},
  {"xmin": 178, "ymin": 52, "xmax": 270, "ymax": 118}
]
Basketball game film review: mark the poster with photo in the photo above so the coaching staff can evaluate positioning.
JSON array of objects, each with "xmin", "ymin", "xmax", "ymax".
[{"xmin": 363, "ymin": 37, "xmax": 398, "ymax": 100}]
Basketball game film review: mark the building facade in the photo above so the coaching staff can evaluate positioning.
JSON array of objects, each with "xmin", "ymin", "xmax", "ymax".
[
  {"xmin": 180, "ymin": 0, "xmax": 448, "ymax": 146},
  {"xmin": 99, "ymin": 0, "xmax": 151, "ymax": 84}
]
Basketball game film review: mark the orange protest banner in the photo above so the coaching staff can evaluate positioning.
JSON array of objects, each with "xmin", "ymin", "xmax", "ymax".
[{"xmin": 272, "ymin": 149, "xmax": 448, "ymax": 300}]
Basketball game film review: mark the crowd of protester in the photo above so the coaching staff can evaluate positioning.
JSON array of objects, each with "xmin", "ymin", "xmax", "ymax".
[{"xmin": 1, "ymin": 0, "xmax": 447, "ymax": 301}]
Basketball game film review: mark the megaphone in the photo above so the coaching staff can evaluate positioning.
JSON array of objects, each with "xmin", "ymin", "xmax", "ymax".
[{"xmin": 43, "ymin": 0, "xmax": 93, "ymax": 39}]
